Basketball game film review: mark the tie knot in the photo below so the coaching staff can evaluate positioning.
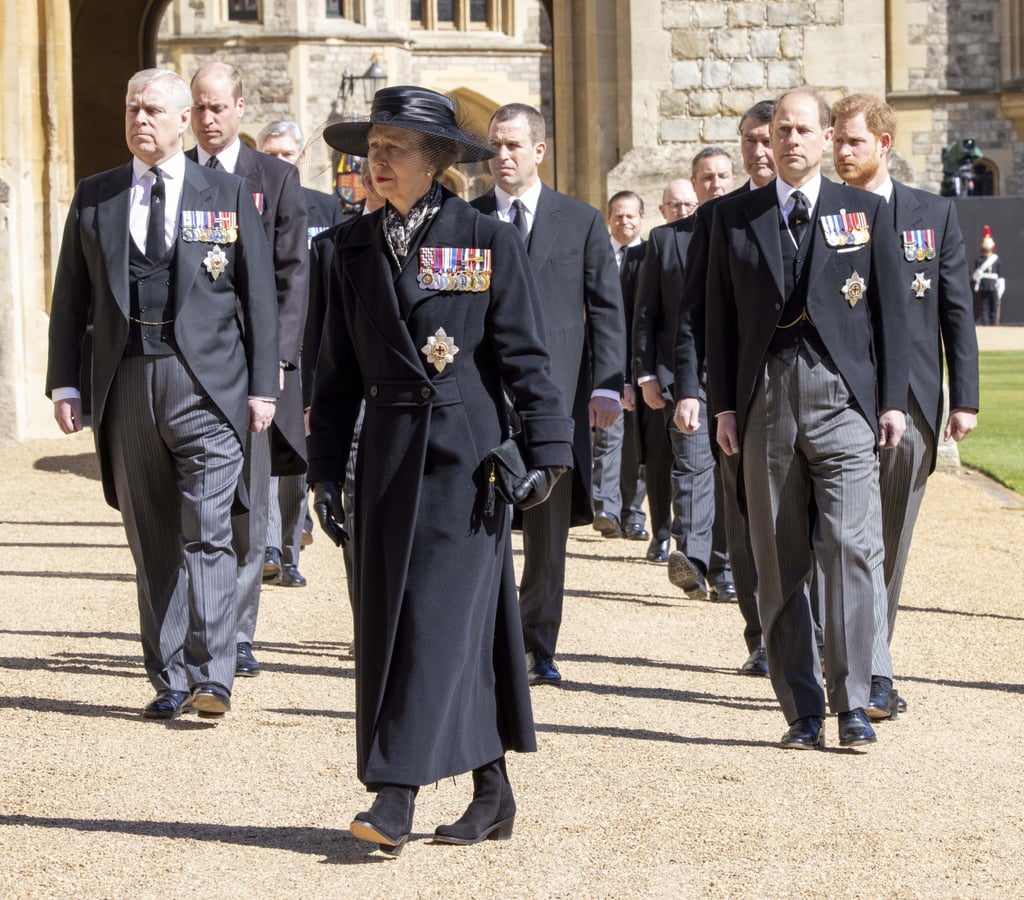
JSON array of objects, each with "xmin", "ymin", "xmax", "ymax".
[
  {"xmin": 206, "ymin": 156, "xmax": 220, "ymax": 170},
  {"xmin": 789, "ymin": 191, "xmax": 809, "ymax": 227}
]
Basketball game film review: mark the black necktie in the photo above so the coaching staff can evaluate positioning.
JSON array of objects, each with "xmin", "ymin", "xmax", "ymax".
[
  {"xmin": 146, "ymin": 167, "xmax": 165, "ymax": 260},
  {"xmin": 206, "ymin": 156, "xmax": 221, "ymax": 170},
  {"xmin": 511, "ymin": 199, "xmax": 528, "ymax": 243},
  {"xmin": 788, "ymin": 190, "xmax": 810, "ymax": 245}
]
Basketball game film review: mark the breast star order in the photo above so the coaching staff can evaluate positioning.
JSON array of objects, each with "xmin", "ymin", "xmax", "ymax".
[
  {"xmin": 911, "ymin": 272, "xmax": 932, "ymax": 298},
  {"xmin": 421, "ymin": 327, "xmax": 459, "ymax": 373},
  {"xmin": 203, "ymin": 245, "xmax": 229, "ymax": 281},
  {"xmin": 841, "ymin": 271, "xmax": 866, "ymax": 307}
]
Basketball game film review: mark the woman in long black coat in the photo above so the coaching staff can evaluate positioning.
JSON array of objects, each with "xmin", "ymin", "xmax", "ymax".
[{"xmin": 306, "ymin": 86, "xmax": 573, "ymax": 855}]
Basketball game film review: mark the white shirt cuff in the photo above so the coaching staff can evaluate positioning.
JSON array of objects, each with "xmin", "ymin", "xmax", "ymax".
[{"xmin": 51, "ymin": 387, "xmax": 81, "ymax": 402}]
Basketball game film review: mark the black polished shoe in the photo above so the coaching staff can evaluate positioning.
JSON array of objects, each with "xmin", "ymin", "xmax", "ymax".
[
  {"xmin": 351, "ymin": 784, "xmax": 418, "ymax": 856},
  {"xmin": 838, "ymin": 708, "xmax": 877, "ymax": 748},
  {"xmin": 780, "ymin": 716, "xmax": 825, "ymax": 750},
  {"xmin": 667, "ymin": 551, "xmax": 708, "ymax": 600},
  {"xmin": 646, "ymin": 538, "xmax": 670, "ymax": 562},
  {"xmin": 740, "ymin": 646, "xmax": 768, "ymax": 676},
  {"xmin": 235, "ymin": 642, "xmax": 261, "ymax": 677},
  {"xmin": 592, "ymin": 511, "xmax": 622, "ymax": 538},
  {"xmin": 709, "ymin": 580, "xmax": 738, "ymax": 602},
  {"xmin": 263, "ymin": 546, "xmax": 282, "ymax": 583},
  {"xmin": 623, "ymin": 520, "xmax": 650, "ymax": 541},
  {"xmin": 526, "ymin": 652, "xmax": 562, "ymax": 686},
  {"xmin": 279, "ymin": 564, "xmax": 307, "ymax": 588},
  {"xmin": 866, "ymin": 675, "xmax": 899, "ymax": 720},
  {"xmin": 435, "ymin": 758, "xmax": 516, "ymax": 845},
  {"xmin": 142, "ymin": 689, "xmax": 194, "ymax": 720},
  {"xmin": 898, "ymin": 695, "xmax": 908, "ymax": 714},
  {"xmin": 190, "ymin": 683, "xmax": 231, "ymax": 718}
]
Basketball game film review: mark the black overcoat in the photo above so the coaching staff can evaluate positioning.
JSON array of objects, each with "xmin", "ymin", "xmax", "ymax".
[{"xmin": 307, "ymin": 190, "xmax": 574, "ymax": 787}]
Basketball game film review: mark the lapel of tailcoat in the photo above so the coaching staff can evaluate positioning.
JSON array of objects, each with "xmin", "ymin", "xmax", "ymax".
[{"xmin": 96, "ymin": 165, "xmax": 133, "ymax": 318}]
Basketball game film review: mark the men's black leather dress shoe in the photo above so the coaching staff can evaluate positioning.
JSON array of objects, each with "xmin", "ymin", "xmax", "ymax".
[
  {"xmin": 263, "ymin": 546, "xmax": 282, "ymax": 583},
  {"xmin": 898, "ymin": 695, "xmax": 907, "ymax": 714},
  {"xmin": 190, "ymin": 683, "xmax": 231, "ymax": 718},
  {"xmin": 667, "ymin": 551, "xmax": 708, "ymax": 600},
  {"xmin": 235, "ymin": 641, "xmax": 261, "ymax": 677},
  {"xmin": 592, "ymin": 512, "xmax": 622, "ymax": 538},
  {"xmin": 646, "ymin": 538, "xmax": 670, "ymax": 562},
  {"xmin": 143, "ymin": 689, "xmax": 194, "ymax": 720},
  {"xmin": 866, "ymin": 675, "xmax": 899, "ymax": 720},
  {"xmin": 838, "ymin": 708, "xmax": 877, "ymax": 748},
  {"xmin": 780, "ymin": 716, "xmax": 825, "ymax": 750},
  {"xmin": 279, "ymin": 564, "xmax": 307, "ymax": 588},
  {"xmin": 526, "ymin": 652, "xmax": 562, "ymax": 686},
  {"xmin": 623, "ymin": 520, "xmax": 650, "ymax": 541},
  {"xmin": 709, "ymin": 580, "xmax": 738, "ymax": 602},
  {"xmin": 740, "ymin": 646, "xmax": 768, "ymax": 676}
]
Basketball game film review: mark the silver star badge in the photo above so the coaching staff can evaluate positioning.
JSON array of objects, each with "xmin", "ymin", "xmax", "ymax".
[
  {"xmin": 911, "ymin": 272, "xmax": 931, "ymax": 298},
  {"xmin": 841, "ymin": 271, "xmax": 866, "ymax": 307},
  {"xmin": 203, "ymin": 246, "xmax": 229, "ymax": 281},
  {"xmin": 421, "ymin": 327, "xmax": 459, "ymax": 373}
]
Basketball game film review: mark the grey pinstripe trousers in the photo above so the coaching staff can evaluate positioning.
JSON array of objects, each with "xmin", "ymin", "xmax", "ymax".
[
  {"xmin": 873, "ymin": 391, "xmax": 933, "ymax": 679},
  {"xmin": 106, "ymin": 355, "xmax": 242, "ymax": 694},
  {"xmin": 742, "ymin": 349, "xmax": 885, "ymax": 721},
  {"xmin": 267, "ymin": 474, "xmax": 308, "ymax": 566},
  {"xmin": 233, "ymin": 429, "xmax": 271, "ymax": 644}
]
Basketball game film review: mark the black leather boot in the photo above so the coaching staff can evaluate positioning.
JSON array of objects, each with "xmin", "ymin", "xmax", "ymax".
[
  {"xmin": 434, "ymin": 757, "xmax": 516, "ymax": 845},
  {"xmin": 350, "ymin": 784, "xmax": 418, "ymax": 856}
]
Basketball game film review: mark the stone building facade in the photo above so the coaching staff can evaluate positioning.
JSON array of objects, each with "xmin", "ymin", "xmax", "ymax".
[{"xmin": 1, "ymin": 0, "xmax": 1023, "ymax": 443}]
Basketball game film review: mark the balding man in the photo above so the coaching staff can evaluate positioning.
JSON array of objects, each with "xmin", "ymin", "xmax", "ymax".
[{"xmin": 189, "ymin": 62, "xmax": 308, "ymax": 679}]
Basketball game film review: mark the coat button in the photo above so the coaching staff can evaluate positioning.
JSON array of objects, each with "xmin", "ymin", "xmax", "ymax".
[
  {"xmin": 421, "ymin": 386, "xmax": 431, "ymax": 399},
  {"xmin": 775, "ymin": 303, "xmax": 781, "ymax": 310},
  {"xmin": 369, "ymin": 385, "xmax": 378, "ymax": 397}
]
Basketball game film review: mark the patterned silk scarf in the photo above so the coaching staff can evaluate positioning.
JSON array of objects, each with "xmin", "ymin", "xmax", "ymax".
[{"xmin": 383, "ymin": 181, "xmax": 442, "ymax": 269}]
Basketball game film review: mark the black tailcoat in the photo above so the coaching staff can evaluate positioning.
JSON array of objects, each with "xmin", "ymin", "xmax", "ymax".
[
  {"xmin": 891, "ymin": 181, "xmax": 979, "ymax": 471},
  {"xmin": 307, "ymin": 190, "xmax": 573, "ymax": 786},
  {"xmin": 705, "ymin": 178, "xmax": 909, "ymax": 440},
  {"xmin": 46, "ymin": 158, "xmax": 279, "ymax": 509}
]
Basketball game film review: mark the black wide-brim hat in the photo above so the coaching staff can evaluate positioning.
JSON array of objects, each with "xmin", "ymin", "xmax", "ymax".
[{"xmin": 323, "ymin": 85, "xmax": 495, "ymax": 163}]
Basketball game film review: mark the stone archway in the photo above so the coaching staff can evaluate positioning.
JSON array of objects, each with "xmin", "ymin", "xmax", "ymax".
[{"xmin": 70, "ymin": 0, "xmax": 165, "ymax": 179}]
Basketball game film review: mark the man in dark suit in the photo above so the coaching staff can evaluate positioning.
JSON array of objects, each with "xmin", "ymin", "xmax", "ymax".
[
  {"xmin": 189, "ymin": 62, "xmax": 309, "ymax": 678},
  {"xmin": 591, "ymin": 190, "xmax": 656, "ymax": 546},
  {"xmin": 635, "ymin": 148, "xmax": 735, "ymax": 595},
  {"xmin": 673, "ymin": 101, "xmax": 777, "ymax": 676},
  {"xmin": 257, "ymin": 118, "xmax": 345, "ymax": 588},
  {"xmin": 705, "ymin": 87, "xmax": 909, "ymax": 749},
  {"xmin": 472, "ymin": 102, "xmax": 625, "ymax": 685},
  {"xmin": 46, "ymin": 68, "xmax": 279, "ymax": 719},
  {"xmin": 831, "ymin": 93, "xmax": 979, "ymax": 718}
]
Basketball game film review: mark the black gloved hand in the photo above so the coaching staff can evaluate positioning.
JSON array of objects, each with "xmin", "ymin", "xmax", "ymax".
[
  {"xmin": 511, "ymin": 465, "xmax": 567, "ymax": 510},
  {"xmin": 311, "ymin": 481, "xmax": 349, "ymax": 548}
]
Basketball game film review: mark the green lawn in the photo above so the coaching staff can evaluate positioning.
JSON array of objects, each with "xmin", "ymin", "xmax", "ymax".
[{"xmin": 956, "ymin": 350, "xmax": 1024, "ymax": 495}]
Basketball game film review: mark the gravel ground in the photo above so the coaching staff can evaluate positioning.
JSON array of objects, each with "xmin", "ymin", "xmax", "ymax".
[{"xmin": 1, "ymin": 327, "xmax": 1021, "ymax": 898}]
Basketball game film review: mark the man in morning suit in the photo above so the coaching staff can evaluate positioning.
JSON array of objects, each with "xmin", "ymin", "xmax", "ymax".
[
  {"xmin": 591, "ymin": 191, "xmax": 659, "ymax": 547},
  {"xmin": 673, "ymin": 101, "xmax": 777, "ymax": 676},
  {"xmin": 257, "ymin": 118, "xmax": 345, "ymax": 588},
  {"xmin": 705, "ymin": 87, "xmax": 909, "ymax": 750},
  {"xmin": 189, "ymin": 62, "xmax": 309, "ymax": 678},
  {"xmin": 46, "ymin": 68, "xmax": 279, "ymax": 719},
  {"xmin": 472, "ymin": 103, "xmax": 625, "ymax": 686},
  {"xmin": 831, "ymin": 93, "xmax": 979, "ymax": 718},
  {"xmin": 634, "ymin": 148, "xmax": 735, "ymax": 599}
]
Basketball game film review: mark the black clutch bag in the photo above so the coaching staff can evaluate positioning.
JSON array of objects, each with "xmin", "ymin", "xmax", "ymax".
[{"xmin": 484, "ymin": 433, "xmax": 528, "ymax": 517}]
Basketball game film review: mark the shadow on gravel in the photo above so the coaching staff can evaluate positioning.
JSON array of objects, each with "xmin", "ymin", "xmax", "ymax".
[
  {"xmin": 0, "ymin": 815, "xmax": 382, "ymax": 863},
  {"xmin": 0, "ymin": 520, "xmax": 122, "ymax": 527},
  {"xmin": 0, "ymin": 629, "xmax": 137, "ymax": 642},
  {"xmin": 535, "ymin": 721, "xmax": 767, "ymax": 749},
  {"xmin": 33, "ymin": 453, "xmax": 102, "ymax": 481},
  {"xmin": 0, "ymin": 652, "xmax": 139, "ymax": 676},
  {"xmin": 554, "ymin": 679, "xmax": 776, "ymax": 712},
  {"xmin": 0, "ymin": 541, "xmax": 127, "ymax": 549},
  {"xmin": 901, "ymin": 602, "xmax": 1024, "ymax": 623},
  {"xmin": 0, "ymin": 696, "xmax": 141, "ymax": 720},
  {"xmin": 0, "ymin": 570, "xmax": 134, "ymax": 582},
  {"xmin": 563, "ymin": 588, "xmax": 681, "ymax": 605}
]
